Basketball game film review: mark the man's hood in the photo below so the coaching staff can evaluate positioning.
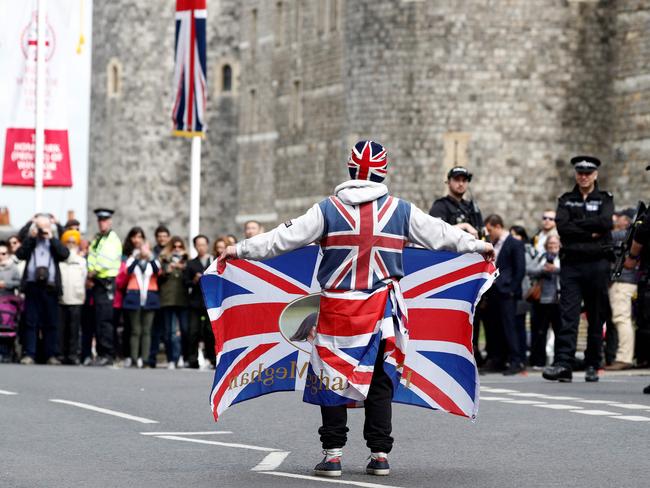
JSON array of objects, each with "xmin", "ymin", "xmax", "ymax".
[{"xmin": 334, "ymin": 180, "xmax": 388, "ymax": 205}]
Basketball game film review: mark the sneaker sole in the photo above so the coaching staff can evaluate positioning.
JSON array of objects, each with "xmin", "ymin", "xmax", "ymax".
[
  {"xmin": 366, "ymin": 468, "xmax": 390, "ymax": 476},
  {"xmin": 558, "ymin": 377, "xmax": 573, "ymax": 383},
  {"xmin": 314, "ymin": 470, "xmax": 342, "ymax": 477}
]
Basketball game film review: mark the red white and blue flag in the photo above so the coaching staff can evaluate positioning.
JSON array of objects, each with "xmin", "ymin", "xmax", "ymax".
[
  {"xmin": 172, "ymin": 0, "xmax": 207, "ymax": 137},
  {"xmin": 202, "ymin": 247, "xmax": 496, "ymax": 421}
]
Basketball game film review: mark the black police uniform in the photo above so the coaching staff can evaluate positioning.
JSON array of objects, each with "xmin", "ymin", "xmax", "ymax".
[
  {"xmin": 428, "ymin": 196, "xmax": 483, "ymax": 228},
  {"xmin": 631, "ymin": 209, "xmax": 650, "ymax": 366},
  {"xmin": 553, "ymin": 182, "xmax": 614, "ymax": 370}
]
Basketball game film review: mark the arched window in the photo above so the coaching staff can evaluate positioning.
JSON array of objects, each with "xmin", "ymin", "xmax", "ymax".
[{"xmin": 222, "ymin": 64, "xmax": 232, "ymax": 92}]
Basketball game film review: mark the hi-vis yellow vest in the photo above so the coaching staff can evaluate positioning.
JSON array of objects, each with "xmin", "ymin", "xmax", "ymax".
[{"xmin": 87, "ymin": 230, "xmax": 122, "ymax": 279}]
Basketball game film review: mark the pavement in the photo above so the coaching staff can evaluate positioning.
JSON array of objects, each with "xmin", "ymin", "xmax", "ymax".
[{"xmin": 1, "ymin": 365, "xmax": 649, "ymax": 488}]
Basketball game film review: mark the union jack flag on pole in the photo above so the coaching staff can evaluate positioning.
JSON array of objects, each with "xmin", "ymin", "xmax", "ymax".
[
  {"xmin": 201, "ymin": 247, "xmax": 497, "ymax": 421},
  {"xmin": 172, "ymin": 0, "xmax": 207, "ymax": 137}
]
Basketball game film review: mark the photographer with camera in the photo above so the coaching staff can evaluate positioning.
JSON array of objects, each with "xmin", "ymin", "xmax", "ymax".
[{"xmin": 15, "ymin": 214, "xmax": 70, "ymax": 365}]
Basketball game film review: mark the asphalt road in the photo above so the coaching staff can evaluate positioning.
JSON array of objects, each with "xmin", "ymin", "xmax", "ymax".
[{"xmin": 1, "ymin": 365, "xmax": 649, "ymax": 488}]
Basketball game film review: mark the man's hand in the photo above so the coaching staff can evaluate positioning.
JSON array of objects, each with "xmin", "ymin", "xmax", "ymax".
[
  {"xmin": 456, "ymin": 223, "xmax": 479, "ymax": 238},
  {"xmin": 220, "ymin": 245, "xmax": 238, "ymax": 262},
  {"xmin": 481, "ymin": 242, "xmax": 495, "ymax": 262},
  {"xmin": 623, "ymin": 256, "xmax": 639, "ymax": 270},
  {"xmin": 543, "ymin": 263, "xmax": 557, "ymax": 273},
  {"xmin": 0, "ymin": 280, "xmax": 5, "ymax": 289},
  {"xmin": 193, "ymin": 272, "xmax": 202, "ymax": 284}
]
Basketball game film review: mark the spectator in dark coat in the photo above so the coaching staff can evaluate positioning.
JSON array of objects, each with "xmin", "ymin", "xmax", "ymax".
[
  {"xmin": 482, "ymin": 214, "xmax": 526, "ymax": 375},
  {"xmin": 184, "ymin": 235, "xmax": 215, "ymax": 368},
  {"xmin": 16, "ymin": 215, "xmax": 70, "ymax": 365}
]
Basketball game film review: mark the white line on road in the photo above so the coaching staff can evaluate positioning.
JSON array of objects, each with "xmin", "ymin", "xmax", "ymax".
[
  {"xmin": 49, "ymin": 399, "xmax": 159, "ymax": 424},
  {"xmin": 155, "ymin": 435, "xmax": 280, "ymax": 452},
  {"xmin": 500, "ymin": 399, "xmax": 547, "ymax": 405},
  {"xmin": 261, "ymin": 471, "xmax": 404, "ymax": 488},
  {"xmin": 0, "ymin": 389, "xmax": 18, "ymax": 395},
  {"xmin": 479, "ymin": 396, "xmax": 510, "ymax": 401},
  {"xmin": 479, "ymin": 388, "xmax": 519, "ymax": 394},
  {"xmin": 610, "ymin": 415, "xmax": 650, "ymax": 422},
  {"xmin": 140, "ymin": 431, "xmax": 232, "ymax": 436},
  {"xmin": 607, "ymin": 403, "xmax": 650, "ymax": 411},
  {"xmin": 570, "ymin": 410, "xmax": 621, "ymax": 416},
  {"xmin": 533, "ymin": 404, "xmax": 582, "ymax": 410},
  {"xmin": 251, "ymin": 451, "xmax": 291, "ymax": 471},
  {"xmin": 574, "ymin": 399, "xmax": 622, "ymax": 405}
]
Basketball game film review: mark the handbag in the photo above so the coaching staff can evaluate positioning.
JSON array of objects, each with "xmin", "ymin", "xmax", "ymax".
[{"xmin": 525, "ymin": 280, "xmax": 542, "ymax": 303}]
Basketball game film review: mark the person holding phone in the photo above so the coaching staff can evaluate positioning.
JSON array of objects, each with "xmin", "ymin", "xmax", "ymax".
[{"xmin": 15, "ymin": 214, "xmax": 70, "ymax": 365}]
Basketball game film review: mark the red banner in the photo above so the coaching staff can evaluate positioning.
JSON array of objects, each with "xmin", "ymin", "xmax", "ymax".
[{"xmin": 2, "ymin": 127, "xmax": 72, "ymax": 187}]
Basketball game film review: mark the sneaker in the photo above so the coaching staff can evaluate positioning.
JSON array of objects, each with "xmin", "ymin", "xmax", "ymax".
[
  {"xmin": 585, "ymin": 366, "xmax": 600, "ymax": 382},
  {"xmin": 366, "ymin": 452, "xmax": 390, "ymax": 476},
  {"xmin": 46, "ymin": 357, "xmax": 62, "ymax": 366},
  {"xmin": 177, "ymin": 356, "xmax": 185, "ymax": 368},
  {"xmin": 167, "ymin": 362, "xmax": 176, "ymax": 370},
  {"xmin": 314, "ymin": 449, "xmax": 342, "ymax": 477},
  {"xmin": 96, "ymin": 356, "xmax": 113, "ymax": 367},
  {"xmin": 82, "ymin": 357, "xmax": 93, "ymax": 367},
  {"xmin": 136, "ymin": 358, "xmax": 143, "ymax": 369},
  {"xmin": 643, "ymin": 384, "xmax": 650, "ymax": 394},
  {"xmin": 123, "ymin": 357, "xmax": 133, "ymax": 368},
  {"xmin": 20, "ymin": 356, "xmax": 35, "ymax": 365}
]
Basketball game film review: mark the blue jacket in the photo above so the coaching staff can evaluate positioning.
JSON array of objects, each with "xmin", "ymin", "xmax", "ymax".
[{"xmin": 494, "ymin": 235, "xmax": 526, "ymax": 298}]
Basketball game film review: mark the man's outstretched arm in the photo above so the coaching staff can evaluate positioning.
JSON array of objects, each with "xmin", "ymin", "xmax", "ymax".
[
  {"xmin": 408, "ymin": 204, "xmax": 494, "ymax": 261},
  {"xmin": 222, "ymin": 204, "xmax": 325, "ymax": 262}
]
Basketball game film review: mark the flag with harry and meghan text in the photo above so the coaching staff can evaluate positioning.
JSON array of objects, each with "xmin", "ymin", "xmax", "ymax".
[
  {"xmin": 201, "ymin": 247, "xmax": 497, "ymax": 422},
  {"xmin": 171, "ymin": 0, "xmax": 207, "ymax": 137}
]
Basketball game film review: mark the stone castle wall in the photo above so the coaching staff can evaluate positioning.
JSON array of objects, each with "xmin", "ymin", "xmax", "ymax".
[{"xmin": 88, "ymin": 0, "xmax": 650, "ymax": 241}]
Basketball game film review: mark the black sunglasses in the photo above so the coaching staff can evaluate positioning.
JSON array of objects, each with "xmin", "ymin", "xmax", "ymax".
[{"xmin": 542, "ymin": 216, "xmax": 555, "ymax": 221}]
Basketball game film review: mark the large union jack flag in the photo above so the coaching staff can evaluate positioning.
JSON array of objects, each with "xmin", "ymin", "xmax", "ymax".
[
  {"xmin": 171, "ymin": 0, "xmax": 207, "ymax": 137},
  {"xmin": 201, "ymin": 246, "xmax": 496, "ymax": 421}
]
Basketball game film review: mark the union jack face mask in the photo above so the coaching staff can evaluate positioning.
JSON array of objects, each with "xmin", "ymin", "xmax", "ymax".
[{"xmin": 348, "ymin": 140, "xmax": 388, "ymax": 182}]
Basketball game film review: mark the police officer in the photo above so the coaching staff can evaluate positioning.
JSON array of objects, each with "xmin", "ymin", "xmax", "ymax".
[
  {"xmin": 543, "ymin": 156, "xmax": 614, "ymax": 383},
  {"xmin": 87, "ymin": 208, "xmax": 122, "ymax": 366},
  {"xmin": 429, "ymin": 167, "xmax": 483, "ymax": 238}
]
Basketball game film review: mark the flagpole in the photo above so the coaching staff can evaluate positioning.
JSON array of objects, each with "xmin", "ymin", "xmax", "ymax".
[
  {"xmin": 34, "ymin": 0, "xmax": 47, "ymax": 213},
  {"xmin": 189, "ymin": 135, "xmax": 201, "ymax": 257}
]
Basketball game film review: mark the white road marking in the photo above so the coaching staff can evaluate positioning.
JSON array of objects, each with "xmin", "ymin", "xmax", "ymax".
[
  {"xmin": 480, "ymin": 388, "xmax": 519, "ymax": 394},
  {"xmin": 155, "ymin": 435, "xmax": 280, "ymax": 452},
  {"xmin": 140, "ymin": 431, "xmax": 232, "ymax": 436},
  {"xmin": 479, "ymin": 396, "xmax": 510, "ymax": 401},
  {"xmin": 49, "ymin": 399, "xmax": 159, "ymax": 424},
  {"xmin": 261, "ymin": 471, "xmax": 404, "ymax": 488},
  {"xmin": 251, "ymin": 451, "xmax": 291, "ymax": 471},
  {"xmin": 607, "ymin": 403, "xmax": 650, "ymax": 411},
  {"xmin": 610, "ymin": 415, "xmax": 650, "ymax": 422},
  {"xmin": 0, "ymin": 389, "xmax": 18, "ymax": 395},
  {"xmin": 534, "ymin": 404, "xmax": 582, "ymax": 410},
  {"xmin": 500, "ymin": 399, "xmax": 547, "ymax": 405},
  {"xmin": 574, "ymin": 399, "xmax": 621, "ymax": 405},
  {"xmin": 570, "ymin": 410, "xmax": 621, "ymax": 416}
]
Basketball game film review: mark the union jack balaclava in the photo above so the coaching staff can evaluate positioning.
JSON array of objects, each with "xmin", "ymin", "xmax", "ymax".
[{"xmin": 347, "ymin": 140, "xmax": 388, "ymax": 183}]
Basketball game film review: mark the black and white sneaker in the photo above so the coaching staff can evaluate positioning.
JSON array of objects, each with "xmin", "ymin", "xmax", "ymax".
[
  {"xmin": 314, "ymin": 449, "xmax": 342, "ymax": 477},
  {"xmin": 366, "ymin": 452, "xmax": 390, "ymax": 476}
]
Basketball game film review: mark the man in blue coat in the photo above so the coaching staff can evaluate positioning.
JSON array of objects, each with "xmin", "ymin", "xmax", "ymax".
[{"xmin": 482, "ymin": 214, "xmax": 526, "ymax": 375}]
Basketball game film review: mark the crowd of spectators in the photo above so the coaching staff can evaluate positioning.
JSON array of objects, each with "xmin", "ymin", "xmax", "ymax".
[
  {"xmin": 0, "ymin": 178, "xmax": 647, "ymax": 379},
  {"xmin": 0, "ymin": 211, "xmax": 262, "ymax": 369}
]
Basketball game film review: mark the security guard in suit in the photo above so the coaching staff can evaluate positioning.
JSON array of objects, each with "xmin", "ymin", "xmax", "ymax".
[
  {"xmin": 543, "ymin": 156, "xmax": 614, "ymax": 383},
  {"xmin": 87, "ymin": 208, "xmax": 122, "ymax": 366},
  {"xmin": 429, "ymin": 167, "xmax": 483, "ymax": 238}
]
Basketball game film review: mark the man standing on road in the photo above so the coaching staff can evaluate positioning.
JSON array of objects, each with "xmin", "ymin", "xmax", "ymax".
[
  {"xmin": 221, "ymin": 140, "xmax": 494, "ymax": 478},
  {"xmin": 429, "ymin": 166, "xmax": 483, "ymax": 238},
  {"xmin": 87, "ymin": 208, "xmax": 122, "ymax": 366},
  {"xmin": 543, "ymin": 156, "xmax": 614, "ymax": 383},
  {"xmin": 622, "ymin": 189, "xmax": 650, "ymax": 393}
]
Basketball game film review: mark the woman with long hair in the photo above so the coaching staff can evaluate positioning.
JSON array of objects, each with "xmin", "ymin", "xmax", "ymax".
[
  {"xmin": 121, "ymin": 227, "xmax": 160, "ymax": 368},
  {"xmin": 158, "ymin": 236, "xmax": 189, "ymax": 368}
]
